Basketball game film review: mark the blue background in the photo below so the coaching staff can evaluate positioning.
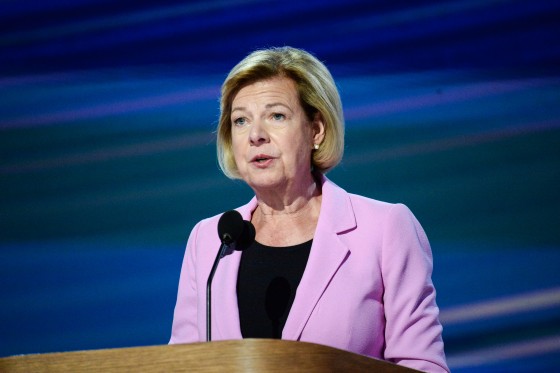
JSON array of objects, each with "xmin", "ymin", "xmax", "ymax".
[{"xmin": 1, "ymin": 1, "xmax": 559, "ymax": 371}]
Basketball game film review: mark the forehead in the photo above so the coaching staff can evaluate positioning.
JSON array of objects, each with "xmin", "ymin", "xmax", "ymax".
[{"xmin": 232, "ymin": 76, "xmax": 299, "ymax": 106}]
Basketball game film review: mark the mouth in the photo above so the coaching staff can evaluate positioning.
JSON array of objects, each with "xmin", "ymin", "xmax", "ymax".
[{"xmin": 251, "ymin": 154, "xmax": 274, "ymax": 164}]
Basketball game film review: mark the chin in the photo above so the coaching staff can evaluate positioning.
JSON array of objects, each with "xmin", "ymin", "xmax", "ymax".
[{"xmin": 245, "ymin": 173, "xmax": 286, "ymax": 191}]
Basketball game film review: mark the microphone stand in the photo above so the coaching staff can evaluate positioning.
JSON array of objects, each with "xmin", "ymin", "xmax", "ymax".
[{"xmin": 206, "ymin": 242, "xmax": 230, "ymax": 342}]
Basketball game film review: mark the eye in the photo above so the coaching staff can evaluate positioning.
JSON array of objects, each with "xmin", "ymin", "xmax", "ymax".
[
  {"xmin": 272, "ymin": 113, "xmax": 285, "ymax": 121},
  {"xmin": 233, "ymin": 117, "xmax": 247, "ymax": 126}
]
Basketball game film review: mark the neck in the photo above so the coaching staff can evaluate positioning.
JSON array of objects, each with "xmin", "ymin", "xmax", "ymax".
[{"xmin": 251, "ymin": 173, "xmax": 323, "ymax": 246}]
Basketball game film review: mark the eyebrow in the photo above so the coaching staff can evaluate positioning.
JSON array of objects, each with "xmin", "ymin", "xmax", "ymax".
[
  {"xmin": 231, "ymin": 102, "xmax": 292, "ymax": 113},
  {"xmin": 265, "ymin": 102, "xmax": 291, "ymax": 111}
]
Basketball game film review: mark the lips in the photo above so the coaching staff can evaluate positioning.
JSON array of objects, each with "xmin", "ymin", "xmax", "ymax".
[
  {"xmin": 250, "ymin": 154, "xmax": 275, "ymax": 168},
  {"xmin": 251, "ymin": 154, "xmax": 273, "ymax": 163}
]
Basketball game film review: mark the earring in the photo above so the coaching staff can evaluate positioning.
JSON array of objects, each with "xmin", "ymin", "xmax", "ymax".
[{"xmin": 313, "ymin": 143, "xmax": 320, "ymax": 150}]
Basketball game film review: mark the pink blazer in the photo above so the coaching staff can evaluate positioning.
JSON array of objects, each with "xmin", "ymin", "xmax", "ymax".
[{"xmin": 170, "ymin": 176, "xmax": 449, "ymax": 372}]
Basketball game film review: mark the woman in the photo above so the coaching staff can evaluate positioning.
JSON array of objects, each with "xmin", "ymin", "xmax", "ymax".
[{"xmin": 170, "ymin": 47, "xmax": 449, "ymax": 372}]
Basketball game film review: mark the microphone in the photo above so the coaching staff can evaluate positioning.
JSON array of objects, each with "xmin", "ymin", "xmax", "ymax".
[
  {"xmin": 207, "ymin": 210, "xmax": 255, "ymax": 342},
  {"xmin": 217, "ymin": 210, "xmax": 255, "ymax": 251}
]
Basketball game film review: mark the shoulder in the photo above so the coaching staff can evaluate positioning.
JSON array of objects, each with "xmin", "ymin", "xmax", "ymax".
[
  {"xmin": 189, "ymin": 212, "xmax": 221, "ymax": 238},
  {"xmin": 324, "ymin": 176, "xmax": 408, "ymax": 221},
  {"xmin": 349, "ymin": 193, "xmax": 428, "ymax": 242},
  {"xmin": 329, "ymin": 183, "xmax": 434, "ymax": 282},
  {"xmin": 322, "ymin": 177, "xmax": 425, "ymax": 240},
  {"xmin": 348, "ymin": 192, "xmax": 395, "ymax": 212},
  {"xmin": 349, "ymin": 194, "xmax": 419, "ymax": 225},
  {"xmin": 348, "ymin": 193, "xmax": 423, "ymax": 241}
]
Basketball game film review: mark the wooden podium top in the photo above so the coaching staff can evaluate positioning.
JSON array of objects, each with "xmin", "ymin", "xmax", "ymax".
[{"xmin": 0, "ymin": 339, "xmax": 420, "ymax": 372}]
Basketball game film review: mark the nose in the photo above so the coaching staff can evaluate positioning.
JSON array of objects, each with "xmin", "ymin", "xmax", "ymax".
[{"xmin": 249, "ymin": 120, "xmax": 269, "ymax": 146}]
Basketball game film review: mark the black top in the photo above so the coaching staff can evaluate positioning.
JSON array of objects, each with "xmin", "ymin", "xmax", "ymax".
[{"xmin": 236, "ymin": 239, "xmax": 312, "ymax": 339}]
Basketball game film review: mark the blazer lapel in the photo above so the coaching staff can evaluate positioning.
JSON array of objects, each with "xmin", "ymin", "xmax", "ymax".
[{"xmin": 282, "ymin": 176, "xmax": 356, "ymax": 340}]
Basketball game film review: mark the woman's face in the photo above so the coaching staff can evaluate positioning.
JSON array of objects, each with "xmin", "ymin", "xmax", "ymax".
[{"xmin": 230, "ymin": 76, "xmax": 324, "ymax": 193}]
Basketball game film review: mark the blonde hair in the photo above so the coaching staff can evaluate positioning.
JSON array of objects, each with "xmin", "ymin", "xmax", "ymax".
[{"xmin": 217, "ymin": 46, "xmax": 344, "ymax": 179}]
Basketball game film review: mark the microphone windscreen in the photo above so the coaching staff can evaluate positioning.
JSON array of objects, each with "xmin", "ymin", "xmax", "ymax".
[
  {"xmin": 236, "ymin": 220, "xmax": 256, "ymax": 251},
  {"xmin": 217, "ymin": 210, "xmax": 244, "ymax": 244}
]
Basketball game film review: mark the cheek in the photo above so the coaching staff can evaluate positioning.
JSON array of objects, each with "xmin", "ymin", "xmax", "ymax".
[
  {"xmin": 295, "ymin": 130, "xmax": 313, "ymax": 158},
  {"xmin": 231, "ymin": 138, "xmax": 245, "ymax": 167},
  {"xmin": 285, "ymin": 137, "xmax": 312, "ymax": 169},
  {"xmin": 231, "ymin": 134, "xmax": 244, "ymax": 156}
]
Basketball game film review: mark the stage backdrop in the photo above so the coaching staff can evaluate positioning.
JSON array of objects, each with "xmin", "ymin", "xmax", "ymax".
[{"xmin": 1, "ymin": 1, "xmax": 559, "ymax": 372}]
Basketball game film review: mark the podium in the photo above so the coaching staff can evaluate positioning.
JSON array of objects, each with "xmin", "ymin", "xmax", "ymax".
[{"xmin": 0, "ymin": 339, "xmax": 420, "ymax": 372}]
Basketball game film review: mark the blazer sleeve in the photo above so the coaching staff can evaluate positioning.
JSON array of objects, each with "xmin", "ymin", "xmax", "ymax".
[
  {"xmin": 169, "ymin": 221, "xmax": 202, "ymax": 344},
  {"xmin": 381, "ymin": 204, "xmax": 449, "ymax": 372}
]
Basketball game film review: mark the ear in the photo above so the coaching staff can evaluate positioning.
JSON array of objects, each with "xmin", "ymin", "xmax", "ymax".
[{"xmin": 311, "ymin": 112, "xmax": 326, "ymax": 145}]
